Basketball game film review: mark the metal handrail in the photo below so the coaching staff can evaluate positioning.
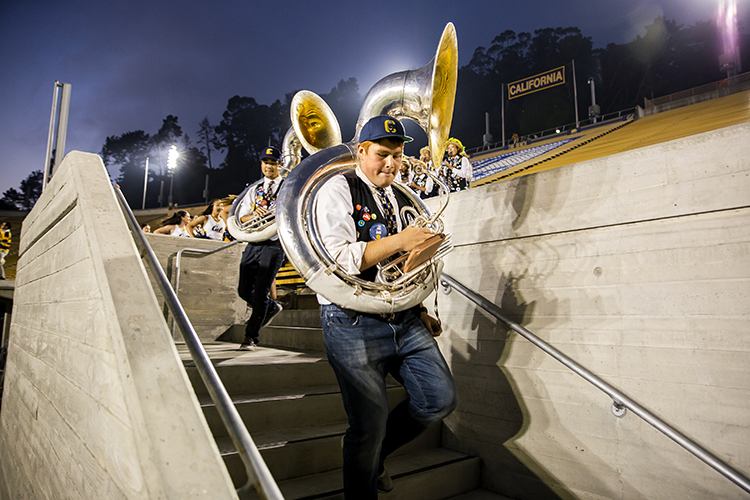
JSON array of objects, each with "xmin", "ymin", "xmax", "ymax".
[
  {"xmin": 439, "ymin": 272, "xmax": 750, "ymax": 495},
  {"xmin": 113, "ymin": 186, "xmax": 284, "ymax": 500},
  {"xmin": 169, "ymin": 240, "xmax": 242, "ymax": 337}
]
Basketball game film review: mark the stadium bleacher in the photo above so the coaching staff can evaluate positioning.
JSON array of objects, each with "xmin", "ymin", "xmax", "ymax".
[{"xmin": 470, "ymin": 89, "xmax": 750, "ymax": 187}]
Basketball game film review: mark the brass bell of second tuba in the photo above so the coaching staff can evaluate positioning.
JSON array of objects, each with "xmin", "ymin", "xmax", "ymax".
[
  {"xmin": 276, "ymin": 23, "xmax": 458, "ymax": 313},
  {"xmin": 226, "ymin": 92, "xmax": 341, "ymax": 242}
]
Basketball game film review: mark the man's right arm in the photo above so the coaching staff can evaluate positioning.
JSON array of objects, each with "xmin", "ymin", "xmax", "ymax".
[
  {"xmin": 315, "ymin": 176, "xmax": 436, "ymax": 273},
  {"xmin": 360, "ymin": 226, "xmax": 435, "ymax": 271}
]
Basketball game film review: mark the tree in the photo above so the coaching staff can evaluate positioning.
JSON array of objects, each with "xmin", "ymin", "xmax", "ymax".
[
  {"xmin": 197, "ymin": 117, "xmax": 216, "ymax": 169},
  {"xmin": 320, "ymin": 78, "xmax": 362, "ymax": 140},
  {"xmin": 213, "ymin": 96, "xmax": 289, "ymax": 196},
  {"xmin": 100, "ymin": 130, "xmax": 151, "ymax": 206},
  {"xmin": 1, "ymin": 170, "xmax": 44, "ymax": 210}
]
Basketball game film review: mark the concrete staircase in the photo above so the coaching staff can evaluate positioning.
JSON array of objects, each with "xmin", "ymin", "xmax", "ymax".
[{"xmin": 180, "ymin": 306, "xmax": 507, "ymax": 499}]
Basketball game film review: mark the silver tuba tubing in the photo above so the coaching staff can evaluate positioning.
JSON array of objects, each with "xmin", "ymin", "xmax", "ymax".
[
  {"xmin": 227, "ymin": 90, "xmax": 342, "ymax": 243},
  {"xmin": 276, "ymin": 144, "xmax": 449, "ymax": 313},
  {"xmin": 277, "ymin": 23, "xmax": 458, "ymax": 313},
  {"xmin": 226, "ymin": 178, "xmax": 279, "ymax": 242},
  {"xmin": 280, "ymin": 126, "xmax": 302, "ymax": 176},
  {"xmin": 355, "ymin": 22, "xmax": 458, "ymax": 167}
]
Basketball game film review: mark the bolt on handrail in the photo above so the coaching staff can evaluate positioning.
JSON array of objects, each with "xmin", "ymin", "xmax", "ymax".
[
  {"xmin": 439, "ymin": 272, "xmax": 750, "ymax": 495},
  {"xmin": 114, "ymin": 186, "xmax": 284, "ymax": 500}
]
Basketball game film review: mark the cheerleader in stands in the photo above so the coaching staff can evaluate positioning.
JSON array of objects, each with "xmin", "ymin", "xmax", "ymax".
[
  {"xmin": 189, "ymin": 198, "xmax": 228, "ymax": 240},
  {"xmin": 154, "ymin": 210, "xmax": 193, "ymax": 237}
]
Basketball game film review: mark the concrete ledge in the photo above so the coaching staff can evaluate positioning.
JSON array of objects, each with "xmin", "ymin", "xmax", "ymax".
[
  {"xmin": 0, "ymin": 151, "xmax": 237, "ymax": 499},
  {"xmin": 432, "ymin": 123, "xmax": 750, "ymax": 499}
]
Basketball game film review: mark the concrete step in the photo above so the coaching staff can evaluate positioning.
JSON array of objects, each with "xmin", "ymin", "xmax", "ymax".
[
  {"xmin": 262, "ymin": 324, "xmax": 325, "ymax": 351},
  {"xmin": 181, "ymin": 342, "xmax": 482, "ymax": 499},
  {"xmin": 259, "ymin": 448, "xmax": 480, "ymax": 500},
  {"xmin": 201, "ymin": 384, "xmax": 407, "ymax": 439},
  {"xmin": 446, "ymin": 490, "xmax": 515, "ymax": 500},
  {"xmin": 218, "ymin": 420, "xmax": 441, "ymax": 484},
  {"xmin": 217, "ymin": 322, "xmax": 325, "ymax": 351},
  {"xmin": 183, "ymin": 349, "xmax": 334, "ymax": 396},
  {"xmin": 270, "ymin": 309, "xmax": 322, "ymax": 328}
]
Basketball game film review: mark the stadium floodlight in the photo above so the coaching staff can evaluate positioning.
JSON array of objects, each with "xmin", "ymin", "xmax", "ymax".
[
  {"xmin": 167, "ymin": 144, "xmax": 179, "ymax": 207},
  {"xmin": 167, "ymin": 144, "xmax": 178, "ymax": 174}
]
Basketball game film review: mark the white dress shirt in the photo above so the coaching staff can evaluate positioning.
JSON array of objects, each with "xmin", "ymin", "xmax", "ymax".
[
  {"xmin": 237, "ymin": 175, "xmax": 282, "ymax": 241},
  {"xmin": 313, "ymin": 167, "xmax": 403, "ymax": 304}
]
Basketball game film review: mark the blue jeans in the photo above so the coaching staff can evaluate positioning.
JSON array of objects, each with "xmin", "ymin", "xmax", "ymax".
[{"xmin": 321, "ymin": 304, "xmax": 457, "ymax": 499}]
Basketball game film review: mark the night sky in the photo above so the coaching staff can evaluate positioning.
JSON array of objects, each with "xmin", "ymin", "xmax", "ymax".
[{"xmin": 1, "ymin": 0, "xmax": 745, "ymax": 196}]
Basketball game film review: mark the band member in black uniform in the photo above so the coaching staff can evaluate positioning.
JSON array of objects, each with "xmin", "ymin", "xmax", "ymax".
[
  {"xmin": 439, "ymin": 137, "xmax": 472, "ymax": 192},
  {"xmin": 237, "ymin": 147, "xmax": 286, "ymax": 351},
  {"xmin": 408, "ymin": 146, "xmax": 435, "ymax": 199}
]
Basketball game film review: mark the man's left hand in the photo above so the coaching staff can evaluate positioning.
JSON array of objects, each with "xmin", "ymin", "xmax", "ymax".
[{"xmin": 420, "ymin": 312, "xmax": 443, "ymax": 337}]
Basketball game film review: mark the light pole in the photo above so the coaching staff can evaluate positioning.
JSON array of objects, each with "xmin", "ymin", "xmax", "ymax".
[
  {"xmin": 167, "ymin": 145, "xmax": 178, "ymax": 208},
  {"xmin": 142, "ymin": 157, "xmax": 149, "ymax": 210},
  {"xmin": 587, "ymin": 78, "xmax": 600, "ymax": 124}
]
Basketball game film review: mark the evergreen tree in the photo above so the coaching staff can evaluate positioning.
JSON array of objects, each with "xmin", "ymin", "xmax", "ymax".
[
  {"xmin": 0, "ymin": 170, "xmax": 44, "ymax": 210},
  {"xmin": 100, "ymin": 130, "xmax": 151, "ymax": 207}
]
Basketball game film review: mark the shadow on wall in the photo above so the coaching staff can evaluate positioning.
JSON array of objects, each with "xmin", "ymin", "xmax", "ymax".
[
  {"xmin": 443, "ymin": 268, "xmax": 570, "ymax": 500},
  {"xmin": 442, "ymin": 171, "xmax": 632, "ymax": 499}
]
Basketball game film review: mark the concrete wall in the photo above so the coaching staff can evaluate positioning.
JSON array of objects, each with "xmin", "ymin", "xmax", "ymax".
[
  {"xmin": 430, "ymin": 122, "xmax": 750, "ymax": 499},
  {"xmin": 142, "ymin": 234, "xmax": 247, "ymax": 343},
  {"xmin": 0, "ymin": 152, "xmax": 237, "ymax": 499}
]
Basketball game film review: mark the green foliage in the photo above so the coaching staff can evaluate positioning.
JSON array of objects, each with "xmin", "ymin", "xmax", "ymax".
[
  {"xmin": 457, "ymin": 16, "xmax": 737, "ymax": 147},
  {"xmin": 1, "ymin": 170, "xmax": 43, "ymax": 210},
  {"xmin": 78, "ymin": 15, "xmax": 741, "ymax": 206}
]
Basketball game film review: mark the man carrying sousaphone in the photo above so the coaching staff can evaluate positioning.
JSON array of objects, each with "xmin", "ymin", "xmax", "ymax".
[
  {"xmin": 313, "ymin": 115, "xmax": 457, "ymax": 498},
  {"xmin": 237, "ymin": 146, "xmax": 286, "ymax": 351}
]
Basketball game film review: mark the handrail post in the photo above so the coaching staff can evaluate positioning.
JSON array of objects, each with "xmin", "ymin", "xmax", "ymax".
[{"xmin": 440, "ymin": 272, "xmax": 750, "ymax": 495}]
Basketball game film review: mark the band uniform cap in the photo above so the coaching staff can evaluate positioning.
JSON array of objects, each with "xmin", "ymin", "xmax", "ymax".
[
  {"xmin": 359, "ymin": 115, "xmax": 413, "ymax": 144},
  {"xmin": 260, "ymin": 146, "xmax": 282, "ymax": 161}
]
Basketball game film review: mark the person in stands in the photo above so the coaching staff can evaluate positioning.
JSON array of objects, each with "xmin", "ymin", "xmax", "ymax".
[
  {"xmin": 189, "ymin": 199, "xmax": 227, "ymax": 240},
  {"xmin": 0, "ymin": 222, "xmax": 11, "ymax": 280},
  {"xmin": 154, "ymin": 210, "xmax": 192, "ymax": 237}
]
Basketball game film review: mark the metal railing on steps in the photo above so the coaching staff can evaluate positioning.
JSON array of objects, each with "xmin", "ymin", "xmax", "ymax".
[
  {"xmin": 114, "ymin": 186, "xmax": 284, "ymax": 500},
  {"xmin": 439, "ymin": 272, "xmax": 750, "ymax": 496}
]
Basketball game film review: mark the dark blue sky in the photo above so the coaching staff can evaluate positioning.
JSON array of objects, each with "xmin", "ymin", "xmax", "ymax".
[{"xmin": 1, "ymin": 0, "xmax": 745, "ymax": 195}]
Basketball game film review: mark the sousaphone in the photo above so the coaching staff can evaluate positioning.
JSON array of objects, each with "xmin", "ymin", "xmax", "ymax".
[
  {"xmin": 276, "ymin": 23, "xmax": 458, "ymax": 313},
  {"xmin": 226, "ymin": 94, "xmax": 342, "ymax": 242}
]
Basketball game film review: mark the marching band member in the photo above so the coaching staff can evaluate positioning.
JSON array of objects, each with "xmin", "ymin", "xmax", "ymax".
[
  {"xmin": 440, "ymin": 137, "xmax": 472, "ymax": 192},
  {"xmin": 313, "ymin": 115, "xmax": 457, "ymax": 499},
  {"xmin": 394, "ymin": 158, "xmax": 413, "ymax": 186},
  {"xmin": 408, "ymin": 146, "xmax": 435, "ymax": 199},
  {"xmin": 237, "ymin": 147, "xmax": 286, "ymax": 351}
]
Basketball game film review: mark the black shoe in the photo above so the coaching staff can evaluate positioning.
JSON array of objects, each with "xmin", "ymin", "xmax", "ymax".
[
  {"xmin": 261, "ymin": 300, "xmax": 283, "ymax": 328},
  {"xmin": 238, "ymin": 339, "xmax": 256, "ymax": 351},
  {"xmin": 377, "ymin": 467, "xmax": 393, "ymax": 493}
]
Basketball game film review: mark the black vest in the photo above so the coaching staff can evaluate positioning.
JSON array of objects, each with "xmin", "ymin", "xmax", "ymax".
[
  {"xmin": 343, "ymin": 170, "xmax": 414, "ymax": 282},
  {"xmin": 440, "ymin": 156, "xmax": 468, "ymax": 192}
]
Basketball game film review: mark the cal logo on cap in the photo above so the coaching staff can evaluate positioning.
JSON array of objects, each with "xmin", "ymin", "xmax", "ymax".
[
  {"xmin": 385, "ymin": 119, "xmax": 397, "ymax": 133},
  {"xmin": 266, "ymin": 148, "xmax": 273, "ymax": 155}
]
